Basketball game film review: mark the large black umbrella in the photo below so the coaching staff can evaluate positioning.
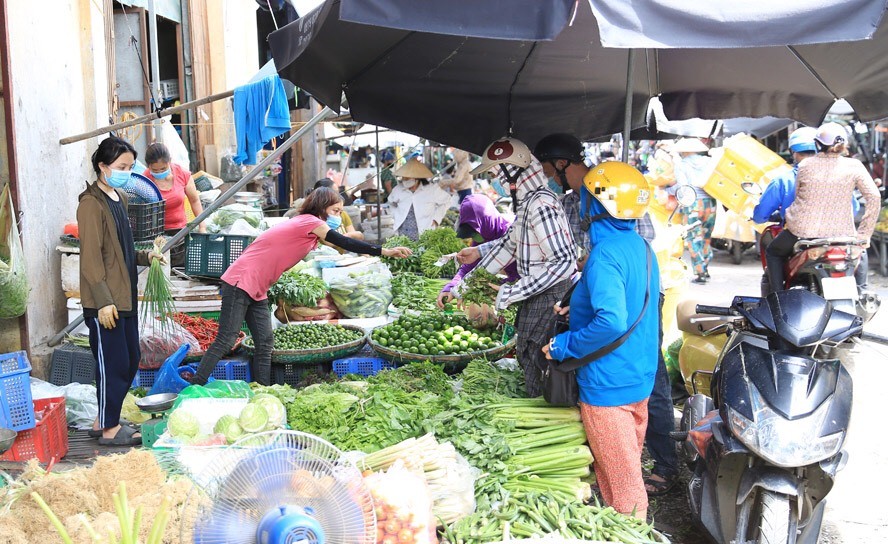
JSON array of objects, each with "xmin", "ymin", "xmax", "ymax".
[
  {"xmin": 270, "ymin": 0, "xmax": 888, "ymax": 153},
  {"xmin": 269, "ymin": 0, "xmax": 652, "ymax": 153}
]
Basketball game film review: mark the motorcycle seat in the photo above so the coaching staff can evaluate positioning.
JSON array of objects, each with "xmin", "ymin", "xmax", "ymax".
[{"xmin": 793, "ymin": 237, "xmax": 860, "ymax": 251}]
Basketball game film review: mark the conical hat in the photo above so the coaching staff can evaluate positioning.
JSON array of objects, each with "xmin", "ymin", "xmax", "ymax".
[{"xmin": 393, "ymin": 158, "xmax": 434, "ymax": 179}]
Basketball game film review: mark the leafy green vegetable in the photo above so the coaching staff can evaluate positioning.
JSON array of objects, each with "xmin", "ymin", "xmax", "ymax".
[
  {"xmin": 213, "ymin": 414, "xmax": 245, "ymax": 444},
  {"xmin": 238, "ymin": 403, "xmax": 269, "ymax": 433},
  {"xmin": 267, "ymin": 270, "xmax": 328, "ymax": 307},
  {"xmin": 250, "ymin": 393, "xmax": 287, "ymax": 429},
  {"xmin": 418, "ymin": 227, "xmax": 465, "ymax": 255},
  {"xmin": 168, "ymin": 410, "xmax": 200, "ymax": 440},
  {"xmin": 381, "ymin": 235, "xmax": 423, "ymax": 274},
  {"xmin": 420, "ymin": 249, "xmax": 458, "ymax": 278},
  {"xmin": 391, "ymin": 273, "xmax": 448, "ymax": 312}
]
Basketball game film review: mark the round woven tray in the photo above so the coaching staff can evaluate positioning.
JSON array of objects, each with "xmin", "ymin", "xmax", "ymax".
[
  {"xmin": 243, "ymin": 324, "xmax": 368, "ymax": 364},
  {"xmin": 183, "ymin": 331, "xmax": 246, "ymax": 363},
  {"xmin": 369, "ymin": 333, "xmax": 517, "ymax": 372}
]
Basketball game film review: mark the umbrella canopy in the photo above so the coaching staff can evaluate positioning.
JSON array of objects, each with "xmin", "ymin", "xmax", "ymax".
[
  {"xmin": 270, "ymin": 0, "xmax": 651, "ymax": 154},
  {"xmin": 271, "ymin": 0, "xmax": 888, "ymax": 153}
]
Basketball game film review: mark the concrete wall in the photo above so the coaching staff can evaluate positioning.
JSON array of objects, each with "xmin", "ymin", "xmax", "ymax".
[
  {"xmin": 7, "ymin": 0, "xmax": 110, "ymax": 374},
  {"xmin": 207, "ymin": 1, "xmax": 260, "ymax": 165}
]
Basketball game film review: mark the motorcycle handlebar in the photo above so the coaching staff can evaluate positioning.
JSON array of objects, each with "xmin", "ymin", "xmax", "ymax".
[{"xmin": 696, "ymin": 304, "xmax": 734, "ymax": 316}]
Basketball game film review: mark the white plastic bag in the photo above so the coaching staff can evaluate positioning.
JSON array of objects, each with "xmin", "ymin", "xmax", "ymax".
[
  {"xmin": 0, "ymin": 185, "xmax": 29, "ymax": 318},
  {"xmin": 364, "ymin": 460, "xmax": 437, "ymax": 544},
  {"xmin": 31, "ymin": 378, "xmax": 98, "ymax": 429}
]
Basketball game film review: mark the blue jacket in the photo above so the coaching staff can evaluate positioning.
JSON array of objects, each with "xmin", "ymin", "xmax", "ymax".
[
  {"xmin": 233, "ymin": 75, "xmax": 291, "ymax": 165},
  {"xmin": 549, "ymin": 194, "xmax": 660, "ymax": 407},
  {"xmin": 753, "ymin": 165, "xmax": 859, "ymax": 224}
]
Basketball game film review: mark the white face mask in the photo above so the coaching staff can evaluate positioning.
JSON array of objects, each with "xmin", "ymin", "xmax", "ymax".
[{"xmin": 401, "ymin": 179, "xmax": 417, "ymax": 190}]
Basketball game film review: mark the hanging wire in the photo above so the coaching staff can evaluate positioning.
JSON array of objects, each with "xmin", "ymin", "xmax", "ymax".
[{"xmin": 266, "ymin": 0, "xmax": 279, "ymax": 30}]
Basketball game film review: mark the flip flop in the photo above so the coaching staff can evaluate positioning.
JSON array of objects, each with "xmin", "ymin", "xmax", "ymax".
[
  {"xmin": 645, "ymin": 475, "xmax": 678, "ymax": 497},
  {"xmin": 87, "ymin": 420, "xmax": 138, "ymax": 439},
  {"xmin": 97, "ymin": 424, "xmax": 142, "ymax": 446}
]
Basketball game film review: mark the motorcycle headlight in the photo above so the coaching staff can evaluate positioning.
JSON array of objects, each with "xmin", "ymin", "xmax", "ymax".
[{"xmin": 725, "ymin": 385, "xmax": 844, "ymax": 467}]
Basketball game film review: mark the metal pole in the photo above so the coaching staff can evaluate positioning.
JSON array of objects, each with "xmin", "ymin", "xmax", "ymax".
[
  {"xmin": 148, "ymin": 0, "xmax": 163, "ymax": 142},
  {"xmin": 59, "ymin": 89, "xmax": 234, "ymax": 145},
  {"xmin": 621, "ymin": 49, "xmax": 636, "ymax": 163},
  {"xmin": 376, "ymin": 126, "xmax": 382, "ymax": 244},
  {"xmin": 47, "ymin": 106, "xmax": 337, "ymax": 347}
]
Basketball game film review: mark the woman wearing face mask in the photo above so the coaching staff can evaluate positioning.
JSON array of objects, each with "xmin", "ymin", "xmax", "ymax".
[
  {"xmin": 437, "ymin": 194, "xmax": 519, "ymax": 308},
  {"xmin": 387, "ymin": 158, "xmax": 453, "ymax": 241},
  {"xmin": 191, "ymin": 187, "xmax": 413, "ymax": 386},
  {"xmin": 78, "ymin": 136, "xmax": 163, "ymax": 446},
  {"xmin": 142, "ymin": 142, "xmax": 206, "ymax": 265}
]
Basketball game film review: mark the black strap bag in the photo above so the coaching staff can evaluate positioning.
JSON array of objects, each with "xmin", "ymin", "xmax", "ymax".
[{"xmin": 542, "ymin": 249, "xmax": 652, "ymax": 407}]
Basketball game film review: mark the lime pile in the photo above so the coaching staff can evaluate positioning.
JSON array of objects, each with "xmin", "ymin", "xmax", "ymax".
[
  {"xmin": 372, "ymin": 315, "xmax": 501, "ymax": 356},
  {"xmin": 245, "ymin": 323, "xmax": 364, "ymax": 351}
]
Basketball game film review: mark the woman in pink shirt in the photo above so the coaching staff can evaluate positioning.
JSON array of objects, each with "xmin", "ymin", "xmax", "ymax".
[{"xmin": 192, "ymin": 187, "xmax": 412, "ymax": 385}]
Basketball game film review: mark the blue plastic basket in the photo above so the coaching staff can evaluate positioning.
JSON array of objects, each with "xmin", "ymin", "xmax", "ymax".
[
  {"xmin": 0, "ymin": 351, "xmax": 36, "ymax": 432},
  {"xmin": 132, "ymin": 367, "xmax": 159, "ymax": 389},
  {"xmin": 123, "ymin": 172, "xmax": 163, "ymax": 204},
  {"xmin": 332, "ymin": 357, "xmax": 395, "ymax": 377},
  {"xmin": 211, "ymin": 360, "xmax": 252, "ymax": 382}
]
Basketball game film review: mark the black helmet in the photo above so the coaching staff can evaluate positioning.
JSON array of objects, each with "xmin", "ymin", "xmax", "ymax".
[{"xmin": 534, "ymin": 133, "xmax": 584, "ymax": 164}]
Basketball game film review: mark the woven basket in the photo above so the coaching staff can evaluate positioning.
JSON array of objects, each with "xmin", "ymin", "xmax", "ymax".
[
  {"xmin": 182, "ymin": 331, "xmax": 246, "ymax": 363},
  {"xmin": 369, "ymin": 334, "xmax": 517, "ymax": 372},
  {"xmin": 243, "ymin": 324, "xmax": 368, "ymax": 365}
]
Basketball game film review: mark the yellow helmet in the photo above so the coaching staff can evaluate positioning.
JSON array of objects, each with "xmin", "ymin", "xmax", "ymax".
[{"xmin": 583, "ymin": 161, "xmax": 651, "ymax": 220}]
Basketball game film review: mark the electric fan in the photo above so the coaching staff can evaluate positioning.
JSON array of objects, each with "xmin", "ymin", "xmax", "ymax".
[{"xmin": 179, "ymin": 430, "xmax": 377, "ymax": 544}]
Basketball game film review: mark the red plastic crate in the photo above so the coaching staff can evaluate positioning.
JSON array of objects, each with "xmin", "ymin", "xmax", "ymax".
[{"xmin": 0, "ymin": 397, "xmax": 69, "ymax": 463}]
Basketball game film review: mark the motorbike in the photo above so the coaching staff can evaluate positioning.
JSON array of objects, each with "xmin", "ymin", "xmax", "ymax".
[
  {"xmin": 745, "ymin": 183, "xmax": 880, "ymax": 322},
  {"xmin": 675, "ymin": 298, "xmax": 727, "ymax": 398},
  {"xmin": 675, "ymin": 290, "xmax": 861, "ymax": 544},
  {"xmin": 711, "ymin": 206, "xmax": 758, "ymax": 265}
]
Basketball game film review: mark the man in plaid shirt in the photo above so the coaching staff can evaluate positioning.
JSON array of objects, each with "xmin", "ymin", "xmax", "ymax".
[{"xmin": 454, "ymin": 138, "xmax": 577, "ymax": 396}]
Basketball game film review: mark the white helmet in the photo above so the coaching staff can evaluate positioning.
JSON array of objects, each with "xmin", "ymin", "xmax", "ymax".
[
  {"xmin": 470, "ymin": 137, "xmax": 533, "ymax": 176},
  {"xmin": 814, "ymin": 122, "xmax": 847, "ymax": 147}
]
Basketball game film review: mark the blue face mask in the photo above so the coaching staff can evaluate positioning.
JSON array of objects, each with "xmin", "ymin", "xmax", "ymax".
[
  {"xmin": 547, "ymin": 177, "xmax": 563, "ymax": 194},
  {"xmin": 106, "ymin": 169, "xmax": 132, "ymax": 188},
  {"xmin": 491, "ymin": 178, "xmax": 510, "ymax": 198},
  {"xmin": 152, "ymin": 168, "xmax": 172, "ymax": 180},
  {"xmin": 326, "ymin": 215, "xmax": 343, "ymax": 230}
]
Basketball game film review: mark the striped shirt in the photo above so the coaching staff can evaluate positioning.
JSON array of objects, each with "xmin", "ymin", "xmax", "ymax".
[
  {"xmin": 785, "ymin": 154, "xmax": 880, "ymax": 240},
  {"xmin": 462, "ymin": 162, "xmax": 577, "ymax": 310}
]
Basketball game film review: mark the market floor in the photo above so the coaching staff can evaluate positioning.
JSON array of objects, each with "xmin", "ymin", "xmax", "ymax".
[{"xmin": 650, "ymin": 248, "xmax": 888, "ymax": 543}]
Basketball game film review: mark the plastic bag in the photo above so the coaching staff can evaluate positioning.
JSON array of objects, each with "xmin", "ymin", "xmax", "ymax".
[
  {"xmin": 0, "ymin": 185, "xmax": 29, "ymax": 318},
  {"xmin": 148, "ymin": 345, "xmax": 198, "ymax": 395},
  {"xmin": 31, "ymin": 378, "xmax": 98, "ymax": 429},
  {"xmin": 427, "ymin": 449, "xmax": 478, "ymax": 524},
  {"xmin": 170, "ymin": 380, "xmax": 254, "ymax": 411},
  {"xmin": 139, "ymin": 319, "xmax": 200, "ymax": 370},
  {"xmin": 328, "ymin": 265, "xmax": 393, "ymax": 318},
  {"xmin": 206, "ymin": 203, "xmax": 263, "ymax": 234},
  {"xmin": 364, "ymin": 460, "xmax": 437, "ymax": 544}
]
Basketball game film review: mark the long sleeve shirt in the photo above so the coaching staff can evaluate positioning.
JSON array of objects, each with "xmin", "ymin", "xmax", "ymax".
[
  {"xmin": 784, "ymin": 154, "xmax": 880, "ymax": 240},
  {"xmin": 753, "ymin": 164, "xmax": 859, "ymax": 225},
  {"xmin": 471, "ymin": 188, "xmax": 577, "ymax": 309}
]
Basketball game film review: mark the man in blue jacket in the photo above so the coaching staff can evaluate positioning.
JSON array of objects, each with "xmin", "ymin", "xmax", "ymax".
[
  {"xmin": 754, "ymin": 126, "xmax": 866, "ymax": 288},
  {"xmin": 544, "ymin": 161, "xmax": 660, "ymax": 520}
]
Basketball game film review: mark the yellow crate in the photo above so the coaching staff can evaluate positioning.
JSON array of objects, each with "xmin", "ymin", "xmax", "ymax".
[{"xmin": 705, "ymin": 134, "xmax": 792, "ymax": 218}]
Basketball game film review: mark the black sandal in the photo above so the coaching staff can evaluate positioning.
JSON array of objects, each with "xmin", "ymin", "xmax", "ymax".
[
  {"xmin": 88, "ymin": 420, "xmax": 138, "ymax": 439},
  {"xmin": 97, "ymin": 424, "xmax": 142, "ymax": 446},
  {"xmin": 645, "ymin": 474, "xmax": 677, "ymax": 497}
]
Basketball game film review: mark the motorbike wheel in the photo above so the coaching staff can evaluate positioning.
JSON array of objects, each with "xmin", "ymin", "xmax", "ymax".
[
  {"xmin": 751, "ymin": 490, "xmax": 798, "ymax": 544},
  {"xmin": 731, "ymin": 241, "xmax": 743, "ymax": 265}
]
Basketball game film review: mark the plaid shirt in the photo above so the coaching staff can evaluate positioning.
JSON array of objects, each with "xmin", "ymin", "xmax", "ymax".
[
  {"xmin": 636, "ymin": 212, "xmax": 656, "ymax": 243},
  {"xmin": 561, "ymin": 191, "xmax": 590, "ymax": 255},
  {"xmin": 459, "ymin": 163, "xmax": 577, "ymax": 310}
]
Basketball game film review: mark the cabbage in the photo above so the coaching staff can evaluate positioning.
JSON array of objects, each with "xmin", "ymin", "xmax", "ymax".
[
  {"xmin": 214, "ymin": 414, "xmax": 245, "ymax": 444},
  {"xmin": 238, "ymin": 403, "xmax": 269, "ymax": 433},
  {"xmin": 168, "ymin": 410, "xmax": 200, "ymax": 440},
  {"xmin": 251, "ymin": 394, "xmax": 287, "ymax": 430}
]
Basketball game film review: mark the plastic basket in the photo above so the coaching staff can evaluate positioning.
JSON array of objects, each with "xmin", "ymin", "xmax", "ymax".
[
  {"xmin": 185, "ymin": 233, "xmax": 254, "ymax": 278},
  {"xmin": 332, "ymin": 357, "xmax": 395, "ymax": 377},
  {"xmin": 272, "ymin": 362, "xmax": 332, "ymax": 387},
  {"xmin": 210, "ymin": 359, "xmax": 252, "ymax": 382},
  {"xmin": 49, "ymin": 344, "xmax": 96, "ymax": 386},
  {"xmin": 127, "ymin": 200, "xmax": 166, "ymax": 243},
  {"xmin": 132, "ymin": 367, "xmax": 159, "ymax": 389},
  {"xmin": 0, "ymin": 397, "xmax": 68, "ymax": 463},
  {"xmin": 0, "ymin": 351, "xmax": 36, "ymax": 432}
]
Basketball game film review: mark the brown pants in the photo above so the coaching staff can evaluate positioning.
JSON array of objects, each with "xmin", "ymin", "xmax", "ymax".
[{"xmin": 580, "ymin": 399, "xmax": 650, "ymax": 516}]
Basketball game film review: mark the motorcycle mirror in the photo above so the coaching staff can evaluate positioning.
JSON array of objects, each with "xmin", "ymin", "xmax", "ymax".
[
  {"xmin": 741, "ymin": 182, "xmax": 763, "ymax": 196},
  {"xmin": 675, "ymin": 185, "xmax": 697, "ymax": 207}
]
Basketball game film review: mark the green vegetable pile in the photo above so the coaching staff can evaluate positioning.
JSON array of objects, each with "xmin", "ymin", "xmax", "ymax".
[
  {"xmin": 391, "ymin": 273, "xmax": 448, "ymax": 313},
  {"xmin": 267, "ymin": 270, "xmax": 328, "ymax": 307},
  {"xmin": 381, "ymin": 235, "xmax": 422, "ymax": 274},
  {"xmin": 420, "ymin": 249, "xmax": 458, "ymax": 278},
  {"xmin": 461, "ymin": 267, "xmax": 519, "ymax": 326},
  {"xmin": 419, "ymin": 227, "xmax": 466, "ymax": 255},
  {"xmin": 372, "ymin": 314, "xmax": 501, "ymax": 355},
  {"xmin": 244, "ymin": 323, "xmax": 364, "ymax": 351}
]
